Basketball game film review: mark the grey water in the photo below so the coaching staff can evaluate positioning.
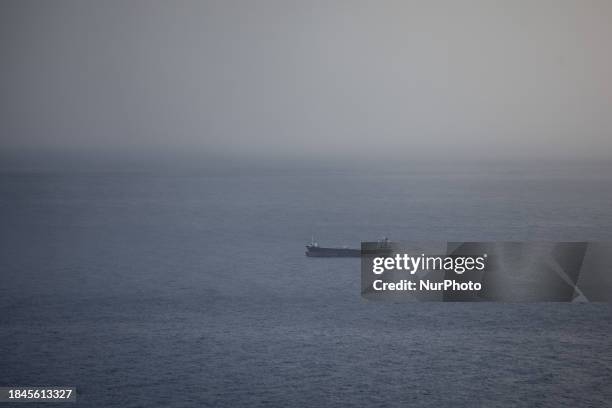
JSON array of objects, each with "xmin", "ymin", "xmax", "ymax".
[{"xmin": 1, "ymin": 161, "xmax": 612, "ymax": 407}]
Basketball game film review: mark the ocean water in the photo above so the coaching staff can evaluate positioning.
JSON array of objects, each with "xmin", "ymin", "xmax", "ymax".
[{"xmin": 1, "ymin": 162, "xmax": 612, "ymax": 407}]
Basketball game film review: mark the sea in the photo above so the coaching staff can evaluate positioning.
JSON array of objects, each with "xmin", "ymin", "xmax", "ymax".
[{"xmin": 1, "ymin": 159, "xmax": 611, "ymax": 407}]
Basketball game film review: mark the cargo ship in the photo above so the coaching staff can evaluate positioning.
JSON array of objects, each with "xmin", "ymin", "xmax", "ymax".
[
  {"xmin": 305, "ymin": 241, "xmax": 361, "ymax": 257},
  {"xmin": 305, "ymin": 238, "xmax": 392, "ymax": 257}
]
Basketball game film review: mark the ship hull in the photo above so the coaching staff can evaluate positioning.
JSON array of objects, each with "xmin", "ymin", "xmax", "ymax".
[{"xmin": 305, "ymin": 246, "xmax": 361, "ymax": 257}]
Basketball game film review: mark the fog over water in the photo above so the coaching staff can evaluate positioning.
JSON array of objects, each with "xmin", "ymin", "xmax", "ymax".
[
  {"xmin": 2, "ymin": 0, "xmax": 612, "ymax": 161},
  {"xmin": 2, "ymin": 3, "xmax": 612, "ymax": 406}
]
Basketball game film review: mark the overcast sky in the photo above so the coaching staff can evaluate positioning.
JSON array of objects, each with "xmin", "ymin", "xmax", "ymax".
[{"xmin": 1, "ymin": 0, "xmax": 611, "ymax": 160}]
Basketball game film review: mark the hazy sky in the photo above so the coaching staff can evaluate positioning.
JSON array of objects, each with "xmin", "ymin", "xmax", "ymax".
[{"xmin": 1, "ymin": 0, "xmax": 612, "ymax": 160}]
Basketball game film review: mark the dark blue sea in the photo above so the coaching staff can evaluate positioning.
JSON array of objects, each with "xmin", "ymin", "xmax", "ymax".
[{"xmin": 1, "ymin": 161, "xmax": 612, "ymax": 407}]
